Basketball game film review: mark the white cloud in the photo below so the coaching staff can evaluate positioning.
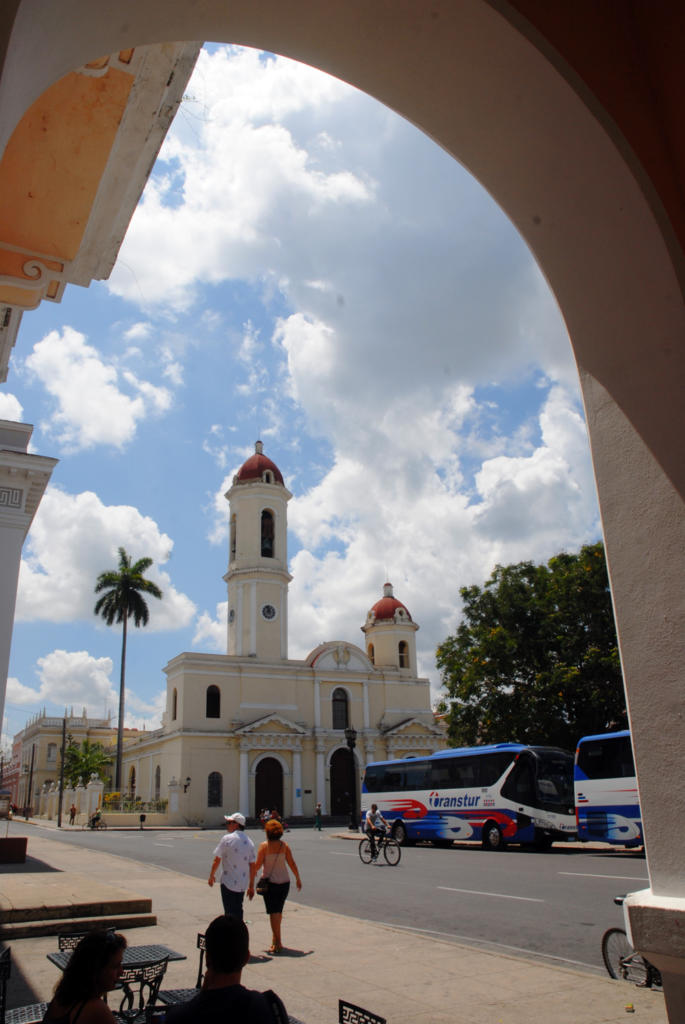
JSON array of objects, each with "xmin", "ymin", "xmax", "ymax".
[
  {"xmin": 16, "ymin": 486, "xmax": 196, "ymax": 629},
  {"xmin": 24, "ymin": 327, "xmax": 172, "ymax": 452},
  {"xmin": 5, "ymin": 676, "xmax": 41, "ymax": 706},
  {"xmin": 6, "ymin": 656, "xmax": 165, "ymax": 730},
  {"xmin": 193, "ymin": 601, "xmax": 228, "ymax": 651},
  {"xmin": 102, "ymin": 44, "xmax": 599, "ymax": 697},
  {"xmin": 0, "ymin": 392, "xmax": 23, "ymax": 421}
]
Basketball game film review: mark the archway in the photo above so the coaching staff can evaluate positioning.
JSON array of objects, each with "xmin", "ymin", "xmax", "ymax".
[
  {"xmin": 329, "ymin": 747, "xmax": 355, "ymax": 818},
  {"xmin": 254, "ymin": 756, "xmax": 283, "ymax": 818},
  {"xmin": 1, "ymin": 3, "xmax": 684, "ymax": 1015}
]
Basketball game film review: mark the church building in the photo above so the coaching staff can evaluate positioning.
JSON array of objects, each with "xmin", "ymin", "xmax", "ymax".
[{"xmin": 122, "ymin": 442, "xmax": 445, "ymax": 825}]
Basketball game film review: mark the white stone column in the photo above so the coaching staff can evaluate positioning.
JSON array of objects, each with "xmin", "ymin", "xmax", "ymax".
[
  {"xmin": 292, "ymin": 749, "xmax": 302, "ymax": 816},
  {"xmin": 239, "ymin": 744, "xmax": 249, "ymax": 817},
  {"xmin": 249, "ymin": 580, "xmax": 257, "ymax": 655},
  {"xmin": 314, "ymin": 679, "xmax": 321, "ymax": 728},
  {"xmin": 362, "ymin": 680, "xmax": 369, "ymax": 728},
  {"xmin": 581, "ymin": 371, "xmax": 685, "ymax": 1022},
  {"xmin": 0, "ymin": 421, "xmax": 57, "ymax": 729},
  {"xmin": 167, "ymin": 777, "xmax": 184, "ymax": 826},
  {"xmin": 315, "ymin": 738, "xmax": 327, "ymax": 814}
]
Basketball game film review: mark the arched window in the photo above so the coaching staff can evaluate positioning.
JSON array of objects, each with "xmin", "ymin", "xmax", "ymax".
[
  {"xmin": 332, "ymin": 687, "xmax": 349, "ymax": 730},
  {"xmin": 128, "ymin": 766, "xmax": 136, "ymax": 799},
  {"xmin": 208, "ymin": 771, "xmax": 223, "ymax": 808},
  {"xmin": 261, "ymin": 509, "xmax": 274, "ymax": 557},
  {"xmin": 154, "ymin": 765, "xmax": 161, "ymax": 801},
  {"xmin": 367, "ymin": 643, "xmax": 375, "ymax": 664},
  {"xmin": 230, "ymin": 514, "xmax": 237, "ymax": 560},
  {"xmin": 206, "ymin": 685, "xmax": 220, "ymax": 719},
  {"xmin": 172, "ymin": 688, "xmax": 177, "ymax": 720},
  {"xmin": 46, "ymin": 742, "xmax": 57, "ymax": 763},
  {"xmin": 399, "ymin": 641, "xmax": 409, "ymax": 668}
]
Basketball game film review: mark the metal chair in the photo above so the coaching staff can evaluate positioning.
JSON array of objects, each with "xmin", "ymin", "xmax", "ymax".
[
  {"xmin": 0, "ymin": 948, "xmax": 48, "ymax": 1024},
  {"xmin": 57, "ymin": 929, "xmax": 115, "ymax": 952},
  {"xmin": 157, "ymin": 934, "xmax": 205, "ymax": 1007},
  {"xmin": 115, "ymin": 956, "xmax": 169, "ymax": 1024},
  {"xmin": 338, "ymin": 1000, "xmax": 386, "ymax": 1024}
]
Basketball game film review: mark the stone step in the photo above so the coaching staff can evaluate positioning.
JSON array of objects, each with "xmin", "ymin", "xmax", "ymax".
[
  {"xmin": 0, "ymin": 912, "xmax": 157, "ymax": 940},
  {"xmin": 0, "ymin": 897, "xmax": 152, "ymax": 925}
]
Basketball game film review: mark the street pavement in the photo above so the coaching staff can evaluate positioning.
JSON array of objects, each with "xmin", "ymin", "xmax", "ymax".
[{"xmin": 0, "ymin": 821, "xmax": 667, "ymax": 1024}]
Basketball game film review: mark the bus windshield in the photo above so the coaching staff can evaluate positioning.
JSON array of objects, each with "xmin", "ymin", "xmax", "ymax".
[{"xmin": 532, "ymin": 748, "xmax": 575, "ymax": 810}]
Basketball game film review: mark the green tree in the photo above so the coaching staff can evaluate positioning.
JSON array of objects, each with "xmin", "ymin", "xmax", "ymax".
[
  {"xmin": 94, "ymin": 547, "xmax": 162, "ymax": 790},
  {"xmin": 436, "ymin": 542, "xmax": 627, "ymax": 750},
  {"xmin": 62, "ymin": 737, "xmax": 112, "ymax": 788}
]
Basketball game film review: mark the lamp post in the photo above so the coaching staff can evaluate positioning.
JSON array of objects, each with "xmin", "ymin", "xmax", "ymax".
[{"xmin": 344, "ymin": 726, "xmax": 358, "ymax": 830}]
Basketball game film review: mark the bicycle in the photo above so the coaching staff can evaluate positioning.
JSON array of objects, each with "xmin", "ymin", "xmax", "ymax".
[
  {"xmin": 359, "ymin": 830, "xmax": 401, "ymax": 866},
  {"xmin": 601, "ymin": 897, "xmax": 662, "ymax": 989},
  {"xmin": 87, "ymin": 814, "xmax": 107, "ymax": 830}
]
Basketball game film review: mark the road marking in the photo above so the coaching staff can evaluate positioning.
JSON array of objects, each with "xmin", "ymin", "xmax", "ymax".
[
  {"xmin": 438, "ymin": 886, "xmax": 544, "ymax": 902},
  {"xmin": 154, "ymin": 842, "xmax": 174, "ymax": 847},
  {"xmin": 329, "ymin": 851, "xmax": 357, "ymax": 856},
  {"xmin": 558, "ymin": 872, "xmax": 648, "ymax": 881}
]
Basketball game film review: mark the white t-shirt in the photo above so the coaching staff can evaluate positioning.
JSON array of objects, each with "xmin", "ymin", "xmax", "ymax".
[{"xmin": 213, "ymin": 830, "xmax": 256, "ymax": 892}]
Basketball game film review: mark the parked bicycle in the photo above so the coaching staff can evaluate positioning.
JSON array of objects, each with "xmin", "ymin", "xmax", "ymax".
[
  {"xmin": 359, "ymin": 831, "xmax": 401, "ymax": 866},
  {"xmin": 601, "ymin": 897, "xmax": 662, "ymax": 989}
]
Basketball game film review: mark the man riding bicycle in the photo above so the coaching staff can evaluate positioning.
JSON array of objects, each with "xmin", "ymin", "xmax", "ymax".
[{"xmin": 364, "ymin": 804, "xmax": 388, "ymax": 861}]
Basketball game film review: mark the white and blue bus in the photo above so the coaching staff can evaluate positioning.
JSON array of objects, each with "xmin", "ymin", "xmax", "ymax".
[
  {"xmin": 574, "ymin": 730, "xmax": 642, "ymax": 847},
  {"xmin": 361, "ymin": 743, "xmax": 577, "ymax": 850}
]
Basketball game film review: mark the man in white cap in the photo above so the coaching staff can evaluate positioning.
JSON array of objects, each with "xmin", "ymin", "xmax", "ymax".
[{"xmin": 208, "ymin": 812, "xmax": 256, "ymax": 920}]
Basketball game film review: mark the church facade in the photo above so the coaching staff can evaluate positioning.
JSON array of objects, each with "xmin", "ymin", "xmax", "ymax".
[{"xmin": 122, "ymin": 442, "xmax": 445, "ymax": 825}]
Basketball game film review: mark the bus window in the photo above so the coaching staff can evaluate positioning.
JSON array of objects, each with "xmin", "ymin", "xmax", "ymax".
[
  {"xmin": 501, "ymin": 754, "xmax": 536, "ymax": 804},
  {"xmin": 577, "ymin": 735, "xmax": 634, "ymax": 779},
  {"xmin": 403, "ymin": 761, "xmax": 430, "ymax": 790}
]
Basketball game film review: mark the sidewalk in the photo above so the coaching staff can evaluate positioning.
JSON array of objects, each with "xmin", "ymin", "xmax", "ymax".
[{"xmin": 0, "ymin": 826, "xmax": 667, "ymax": 1024}]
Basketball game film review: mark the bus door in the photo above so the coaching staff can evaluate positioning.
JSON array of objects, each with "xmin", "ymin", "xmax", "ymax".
[{"xmin": 500, "ymin": 752, "xmax": 536, "ymax": 837}]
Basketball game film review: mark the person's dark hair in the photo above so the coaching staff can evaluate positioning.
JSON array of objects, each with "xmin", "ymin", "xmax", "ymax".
[
  {"xmin": 204, "ymin": 915, "xmax": 249, "ymax": 974},
  {"xmin": 54, "ymin": 931, "xmax": 126, "ymax": 1004}
]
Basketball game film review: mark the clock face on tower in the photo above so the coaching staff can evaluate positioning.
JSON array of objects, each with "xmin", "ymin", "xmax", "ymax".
[{"xmin": 261, "ymin": 603, "xmax": 276, "ymax": 621}]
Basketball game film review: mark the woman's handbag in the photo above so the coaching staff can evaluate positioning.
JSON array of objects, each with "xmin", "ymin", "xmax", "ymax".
[{"xmin": 256, "ymin": 875, "xmax": 270, "ymax": 895}]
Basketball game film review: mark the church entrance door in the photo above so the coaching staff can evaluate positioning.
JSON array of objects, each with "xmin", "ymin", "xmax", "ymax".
[
  {"xmin": 255, "ymin": 757, "xmax": 283, "ymax": 817},
  {"xmin": 329, "ymin": 748, "xmax": 355, "ymax": 817}
]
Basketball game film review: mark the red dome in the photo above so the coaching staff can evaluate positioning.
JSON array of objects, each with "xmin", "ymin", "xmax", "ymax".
[
  {"xmin": 369, "ymin": 583, "xmax": 412, "ymax": 622},
  {"xmin": 235, "ymin": 441, "xmax": 284, "ymax": 485}
]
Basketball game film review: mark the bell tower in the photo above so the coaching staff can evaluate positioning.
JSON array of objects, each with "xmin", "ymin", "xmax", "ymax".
[
  {"xmin": 361, "ymin": 582, "xmax": 419, "ymax": 674},
  {"xmin": 224, "ymin": 441, "xmax": 292, "ymax": 660}
]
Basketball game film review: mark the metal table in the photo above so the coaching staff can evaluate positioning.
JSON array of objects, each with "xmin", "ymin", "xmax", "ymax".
[{"xmin": 47, "ymin": 945, "xmax": 186, "ymax": 971}]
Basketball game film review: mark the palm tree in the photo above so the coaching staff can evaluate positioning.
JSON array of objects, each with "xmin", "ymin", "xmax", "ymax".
[
  {"xmin": 94, "ymin": 547, "xmax": 162, "ymax": 790},
  {"xmin": 63, "ymin": 737, "xmax": 113, "ymax": 788}
]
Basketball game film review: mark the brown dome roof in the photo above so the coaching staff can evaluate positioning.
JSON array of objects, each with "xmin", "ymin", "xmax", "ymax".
[{"xmin": 235, "ymin": 441, "xmax": 284, "ymax": 485}]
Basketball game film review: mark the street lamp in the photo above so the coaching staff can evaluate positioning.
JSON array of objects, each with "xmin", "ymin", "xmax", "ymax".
[
  {"xmin": 344, "ymin": 726, "xmax": 358, "ymax": 830},
  {"xmin": 183, "ymin": 776, "xmax": 191, "ymax": 793}
]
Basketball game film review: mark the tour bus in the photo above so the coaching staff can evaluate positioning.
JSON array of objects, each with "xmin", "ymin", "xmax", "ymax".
[
  {"xmin": 574, "ymin": 730, "xmax": 642, "ymax": 847},
  {"xmin": 361, "ymin": 743, "xmax": 577, "ymax": 850}
]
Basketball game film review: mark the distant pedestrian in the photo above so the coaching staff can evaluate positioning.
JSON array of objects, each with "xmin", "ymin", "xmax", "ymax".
[
  {"xmin": 314, "ymin": 802, "xmax": 322, "ymax": 831},
  {"xmin": 69, "ymin": 804, "xmax": 77, "ymax": 826},
  {"xmin": 208, "ymin": 812, "xmax": 256, "ymax": 921},
  {"xmin": 255, "ymin": 818, "xmax": 302, "ymax": 954}
]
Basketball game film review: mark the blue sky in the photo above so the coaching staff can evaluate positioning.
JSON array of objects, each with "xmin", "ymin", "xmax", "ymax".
[{"xmin": 1, "ymin": 45, "xmax": 601, "ymax": 744}]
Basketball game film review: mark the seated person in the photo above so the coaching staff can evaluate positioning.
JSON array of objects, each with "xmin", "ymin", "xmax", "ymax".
[
  {"xmin": 43, "ymin": 930, "xmax": 127, "ymax": 1024},
  {"xmin": 166, "ymin": 915, "xmax": 288, "ymax": 1024},
  {"xmin": 364, "ymin": 803, "xmax": 388, "ymax": 859}
]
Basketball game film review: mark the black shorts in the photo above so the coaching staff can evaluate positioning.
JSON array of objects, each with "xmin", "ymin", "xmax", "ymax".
[{"xmin": 263, "ymin": 880, "xmax": 290, "ymax": 914}]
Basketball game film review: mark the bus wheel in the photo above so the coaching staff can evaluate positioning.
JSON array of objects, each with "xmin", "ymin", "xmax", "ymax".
[
  {"xmin": 482, "ymin": 822, "xmax": 504, "ymax": 851},
  {"xmin": 393, "ymin": 821, "xmax": 409, "ymax": 846}
]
